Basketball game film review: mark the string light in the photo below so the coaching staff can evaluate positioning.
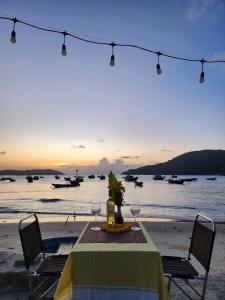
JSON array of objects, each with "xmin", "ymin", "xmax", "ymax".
[
  {"xmin": 10, "ymin": 17, "xmax": 17, "ymax": 44},
  {"xmin": 61, "ymin": 31, "xmax": 67, "ymax": 56},
  {"xmin": 110, "ymin": 42, "xmax": 115, "ymax": 66},
  {"xmin": 156, "ymin": 51, "xmax": 162, "ymax": 75},
  {"xmin": 199, "ymin": 59, "xmax": 205, "ymax": 84},
  {"xmin": 1, "ymin": 15, "xmax": 225, "ymax": 82}
]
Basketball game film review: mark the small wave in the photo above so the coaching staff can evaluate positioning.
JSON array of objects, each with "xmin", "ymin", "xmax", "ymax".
[
  {"xmin": 125, "ymin": 203, "xmax": 196, "ymax": 210},
  {"xmin": 38, "ymin": 198, "xmax": 65, "ymax": 203}
]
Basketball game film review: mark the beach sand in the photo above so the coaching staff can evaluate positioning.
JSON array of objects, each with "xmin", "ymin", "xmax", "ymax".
[{"xmin": 0, "ymin": 217, "xmax": 224, "ymax": 299}]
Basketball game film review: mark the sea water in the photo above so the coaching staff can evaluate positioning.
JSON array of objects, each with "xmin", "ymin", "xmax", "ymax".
[{"xmin": 0, "ymin": 175, "xmax": 224, "ymax": 222}]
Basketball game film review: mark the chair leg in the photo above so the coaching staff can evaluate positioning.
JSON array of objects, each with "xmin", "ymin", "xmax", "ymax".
[
  {"xmin": 171, "ymin": 278, "xmax": 194, "ymax": 300},
  {"xmin": 28, "ymin": 272, "xmax": 33, "ymax": 294},
  {"xmin": 168, "ymin": 275, "xmax": 172, "ymax": 292},
  {"xmin": 201, "ymin": 273, "xmax": 208, "ymax": 300},
  {"xmin": 65, "ymin": 216, "xmax": 70, "ymax": 225}
]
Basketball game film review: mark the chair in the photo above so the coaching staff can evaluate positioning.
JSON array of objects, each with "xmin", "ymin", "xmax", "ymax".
[
  {"xmin": 162, "ymin": 214, "xmax": 216, "ymax": 300},
  {"xmin": 19, "ymin": 214, "xmax": 68, "ymax": 299}
]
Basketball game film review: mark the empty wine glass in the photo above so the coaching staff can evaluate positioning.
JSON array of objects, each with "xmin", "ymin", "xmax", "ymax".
[
  {"xmin": 91, "ymin": 203, "xmax": 101, "ymax": 231},
  {"xmin": 130, "ymin": 205, "xmax": 141, "ymax": 231}
]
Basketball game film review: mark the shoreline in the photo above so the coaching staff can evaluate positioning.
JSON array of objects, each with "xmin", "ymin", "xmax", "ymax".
[{"xmin": 1, "ymin": 213, "xmax": 225, "ymax": 224}]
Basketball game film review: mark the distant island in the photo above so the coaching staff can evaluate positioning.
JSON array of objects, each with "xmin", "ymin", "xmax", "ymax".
[
  {"xmin": 0, "ymin": 169, "xmax": 64, "ymax": 175},
  {"xmin": 122, "ymin": 150, "xmax": 225, "ymax": 175}
]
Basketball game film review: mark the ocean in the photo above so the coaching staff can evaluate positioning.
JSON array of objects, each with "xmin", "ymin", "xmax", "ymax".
[{"xmin": 0, "ymin": 175, "xmax": 225, "ymax": 222}]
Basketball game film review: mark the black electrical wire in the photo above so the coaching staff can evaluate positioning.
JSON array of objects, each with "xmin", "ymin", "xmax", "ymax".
[{"xmin": 1, "ymin": 15, "xmax": 225, "ymax": 65}]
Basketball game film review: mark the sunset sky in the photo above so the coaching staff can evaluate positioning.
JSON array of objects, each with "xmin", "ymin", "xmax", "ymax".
[{"xmin": 0, "ymin": 0, "xmax": 225, "ymax": 173}]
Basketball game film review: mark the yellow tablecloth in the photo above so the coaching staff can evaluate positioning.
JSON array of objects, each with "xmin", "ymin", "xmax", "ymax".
[{"xmin": 54, "ymin": 222, "xmax": 168, "ymax": 300}]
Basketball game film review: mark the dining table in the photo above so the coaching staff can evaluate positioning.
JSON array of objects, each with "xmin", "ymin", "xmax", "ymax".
[{"xmin": 54, "ymin": 222, "xmax": 168, "ymax": 300}]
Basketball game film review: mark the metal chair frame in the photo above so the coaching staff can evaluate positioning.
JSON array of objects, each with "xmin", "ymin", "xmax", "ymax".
[
  {"xmin": 19, "ymin": 214, "xmax": 66, "ymax": 299},
  {"xmin": 162, "ymin": 214, "xmax": 216, "ymax": 300}
]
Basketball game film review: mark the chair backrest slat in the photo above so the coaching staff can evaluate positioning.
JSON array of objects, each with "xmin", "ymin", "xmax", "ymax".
[
  {"xmin": 189, "ymin": 216, "xmax": 215, "ymax": 272},
  {"xmin": 19, "ymin": 215, "xmax": 43, "ymax": 270}
]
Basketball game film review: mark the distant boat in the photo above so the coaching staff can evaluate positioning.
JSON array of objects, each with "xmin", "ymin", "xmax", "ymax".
[
  {"xmin": 168, "ymin": 179, "xmax": 184, "ymax": 184},
  {"xmin": 0, "ymin": 177, "xmax": 7, "ymax": 181},
  {"xmin": 0, "ymin": 177, "xmax": 16, "ymax": 182},
  {"xmin": 123, "ymin": 175, "xmax": 138, "ymax": 182},
  {"xmin": 55, "ymin": 175, "xmax": 60, "ymax": 179},
  {"xmin": 181, "ymin": 178, "xmax": 197, "ymax": 182},
  {"xmin": 206, "ymin": 177, "xmax": 216, "ymax": 181},
  {"xmin": 75, "ymin": 176, "xmax": 84, "ymax": 182},
  {"xmin": 153, "ymin": 175, "xmax": 165, "ymax": 181},
  {"xmin": 88, "ymin": 174, "xmax": 95, "ymax": 179},
  {"xmin": 64, "ymin": 177, "xmax": 71, "ymax": 181},
  {"xmin": 52, "ymin": 180, "xmax": 80, "ymax": 188},
  {"xmin": 171, "ymin": 175, "xmax": 177, "ymax": 178},
  {"xmin": 98, "ymin": 175, "xmax": 106, "ymax": 180},
  {"xmin": 33, "ymin": 176, "xmax": 39, "ymax": 180},
  {"xmin": 135, "ymin": 181, "xmax": 143, "ymax": 187},
  {"xmin": 26, "ymin": 176, "xmax": 33, "ymax": 183},
  {"xmin": 9, "ymin": 178, "xmax": 16, "ymax": 182}
]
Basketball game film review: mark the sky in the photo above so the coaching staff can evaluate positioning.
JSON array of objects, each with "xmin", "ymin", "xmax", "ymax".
[{"xmin": 0, "ymin": 0, "xmax": 225, "ymax": 174}]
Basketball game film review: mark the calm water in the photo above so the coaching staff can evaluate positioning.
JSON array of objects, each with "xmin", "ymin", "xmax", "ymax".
[{"xmin": 0, "ymin": 175, "xmax": 225, "ymax": 222}]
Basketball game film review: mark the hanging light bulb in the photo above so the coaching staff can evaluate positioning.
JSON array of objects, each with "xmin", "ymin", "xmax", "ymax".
[
  {"xmin": 199, "ymin": 59, "xmax": 205, "ymax": 83},
  {"xmin": 61, "ymin": 31, "xmax": 67, "ymax": 56},
  {"xmin": 10, "ymin": 18, "xmax": 17, "ymax": 44},
  {"xmin": 110, "ymin": 43, "xmax": 115, "ymax": 66},
  {"xmin": 156, "ymin": 52, "xmax": 162, "ymax": 75},
  {"xmin": 61, "ymin": 43, "xmax": 67, "ymax": 56}
]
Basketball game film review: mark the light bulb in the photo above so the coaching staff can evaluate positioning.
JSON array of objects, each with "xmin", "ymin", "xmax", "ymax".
[
  {"xmin": 10, "ymin": 30, "xmax": 16, "ymax": 44},
  {"xmin": 156, "ymin": 63, "xmax": 162, "ymax": 75},
  {"xmin": 199, "ymin": 71, "xmax": 205, "ymax": 83},
  {"xmin": 110, "ymin": 54, "xmax": 115, "ymax": 66},
  {"xmin": 61, "ymin": 43, "xmax": 67, "ymax": 56}
]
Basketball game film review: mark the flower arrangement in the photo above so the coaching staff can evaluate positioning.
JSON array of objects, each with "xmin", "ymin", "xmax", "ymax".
[
  {"xmin": 101, "ymin": 222, "xmax": 132, "ymax": 233},
  {"xmin": 108, "ymin": 171, "xmax": 126, "ymax": 224}
]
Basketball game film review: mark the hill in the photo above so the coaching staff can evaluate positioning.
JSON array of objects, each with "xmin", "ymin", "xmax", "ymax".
[
  {"xmin": 0, "ymin": 169, "xmax": 64, "ymax": 175},
  {"xmin": 122, "ymin": 150, "xmax": 225, "ymax": 175}
]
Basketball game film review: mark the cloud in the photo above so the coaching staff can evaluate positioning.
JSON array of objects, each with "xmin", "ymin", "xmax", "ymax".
[
  {"xmin": 71, "ymin": 144, "xmax": 86, "ymax": 149},
  {"xmin": 0, "ymin": 151, "xmax": 6, "ymax": 155},
  {"xmin": 185, "ymin": 0, "xmax": 224, "ymax": 23},
  {"xmin": 120, "ymin": 155, "xmax": 141, "ymax": 159},
  {"xmin": 56, "ymin": 157, "xmax": 143, "ymax": 175},
  {"xmin": 211, "ymin": 51, "xmax": 225, "ymax": 71},
  {"xmin": 97, "ymin": 139, "xmax": 105, "ymax": 143},
  {"xmin": 161, "ymin": 149, "xmax": 173, "ymax": 153}
]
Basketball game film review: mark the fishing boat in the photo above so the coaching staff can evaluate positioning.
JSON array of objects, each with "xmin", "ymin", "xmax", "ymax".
[
  {"xmin": 98, "ymin": 175, "xmax": 106, "ymax": 180},
  {"xmin": 9, "ymin": 178, "xmax": 16, "ymax": 182},
  {"xmin": 64, "ymin": 177, "xmax": 71, "ymax": 181},
  {"xmin": 181, "ymin": 178, "xmax": 197, "ymax": 182},
  {"xmin": 168, "ymin": 179, "xmax": 184, "ymax": 184},
  {"xmin": 134, "ymin": 181, "xmax": 143, "ymax": 187},
  {"xmin": 206, "ymin": 177, "xmax": 216, "ymax": 181},
  {"xmin": 88, "ymin": 174, "xmax": 95, "ymax": 179},
  {"xmin": 74, "ymin": 176, "xmax": 84, "ymax": 182},
  {"xmin": 153, "ymin": 175, "xmax": 165, "ymax": 180},
  {"xmin": 26, "ymin": 176, "xmax": 33, "ymax": 183},
  {"xmin": 52, "ymin": 180, "xmax": 80, "ymax": 188},
  {"xmin": 123, "ymin": 175, "xmax": 138, "ymax": 182}
]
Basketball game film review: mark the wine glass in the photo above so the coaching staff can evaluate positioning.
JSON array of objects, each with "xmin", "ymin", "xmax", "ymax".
[
  {"xmin": 130, "ymin": 205, "xmax": 141, "ymax": 231},
  {"xmin": 91, "ymin": 203, "xmax": 101, "ymax": 231}
]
